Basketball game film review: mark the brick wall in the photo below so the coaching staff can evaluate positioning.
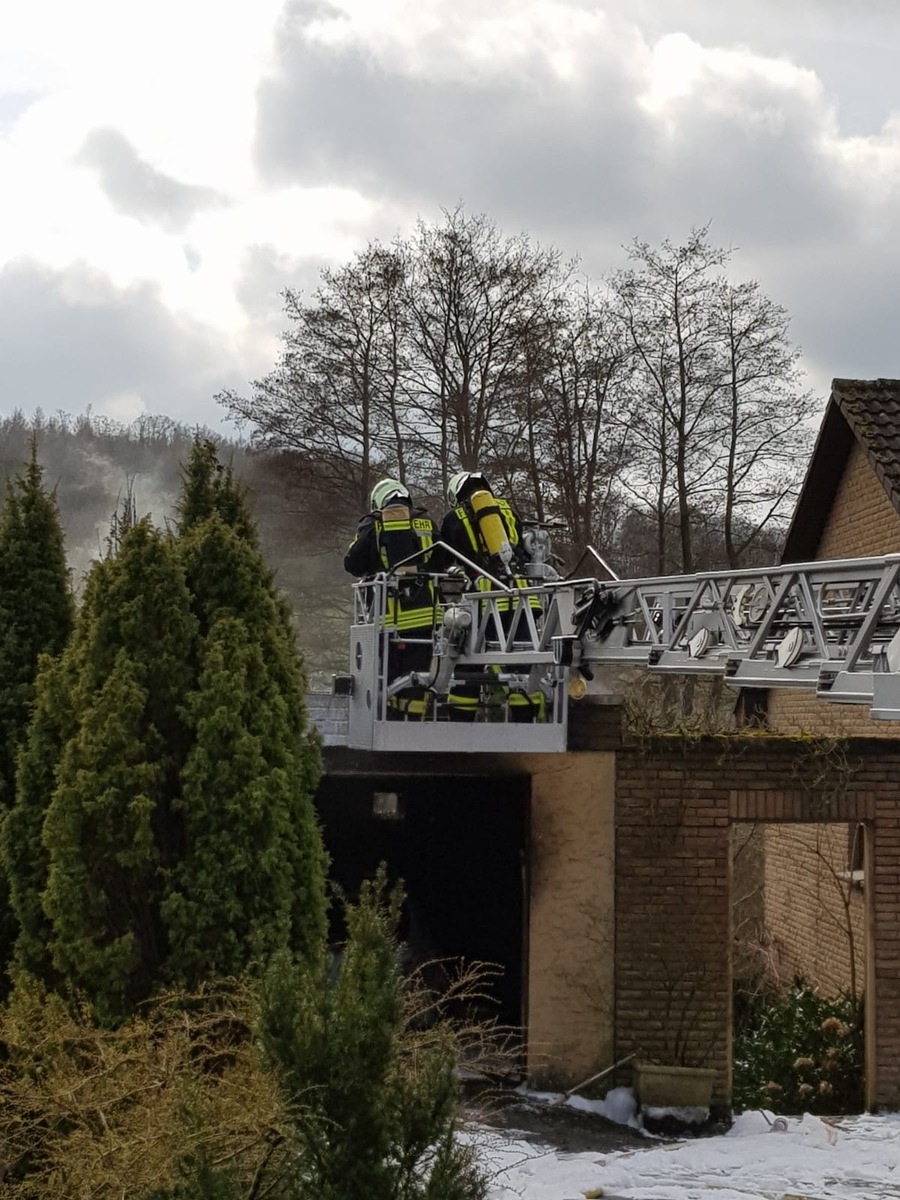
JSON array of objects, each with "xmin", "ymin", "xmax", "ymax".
[
  {"xmin": 762, "ymin": 823, "xmax": 866, "ymax": 996},
  {"xmin": 769, "ymin": 442, "xmax": 900, "ymax": 738},
  {"xmin": 616, "ymin": 740, "xmax": 733, "ymax": 1104},
  {"xmin": 816, "ymin": 443, "xmax": 900, "ymax": 561},
  {"xmin": 615, "ymin": 736, "xmax": 900, "ymax": 1109},
  {"xmin": 732, "ymin": 823, "xmax": 767, "ymax": 985},
  {"xmin": 764, "ymin": 439, "xmax": 900, "ymax": 1027},
  {"xmin": 306, "ymin": 692, "xmax": 350, "ymax": 745},
  {"xmin": 870, "ymin": 788, "xmax": 900, "ymax": 1105}
]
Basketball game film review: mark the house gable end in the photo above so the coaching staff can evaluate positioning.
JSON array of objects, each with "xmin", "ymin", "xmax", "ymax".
[{"xmin": 782, "ymin": 379, "xmax": 900, "ymax": 564}]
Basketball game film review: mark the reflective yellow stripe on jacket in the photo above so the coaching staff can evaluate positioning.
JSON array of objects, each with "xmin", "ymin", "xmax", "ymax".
[{"xmin": 378, "ymin": 512, "xmax": 437, "ymax": 630}]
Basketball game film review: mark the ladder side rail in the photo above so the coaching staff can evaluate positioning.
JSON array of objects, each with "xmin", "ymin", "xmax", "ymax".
[
  {"xmin": 538, "ymin": 590, "xmax": 569, "ymax": 653},
  {"xmin": 515, "ymin": 594, "xmax": 542, "ymax": 649},
  {"xmin": 664, "ymin": 575, "xmax": 746, "ymax": 655},
  {"xmin": 470, "ymin": 594, "xmax": 502, "ymax": 654},
  {"xmin": 580, "ymin": 559, "xmax": 900, "ymax": 676},
  {"xmin": 601, "ymin": 551, "xmax": 900, "ymax": 593},
  {"xmin": 724, "ymin": 659, "xmax": 823, "ymax": 689},
  {"xmin": 835, "ymin": 561, "xmax": 900, "ymax": 672},
  {"xmin": 703, "ymin": 578, "xmax": 741, "ymax": 651}
]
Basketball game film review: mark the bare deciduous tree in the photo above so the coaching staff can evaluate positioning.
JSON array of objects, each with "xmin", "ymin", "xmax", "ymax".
[
  {"xmin": 713, "ymin": 278, "xmax": 812, "ymax": 566},
  {"xmin": 610, "ymin": 227, "xmax": 729, "ymax": 574},
  {"xmin": 608, "ymin": 226, "xmax": 811, "ymax": 574}
]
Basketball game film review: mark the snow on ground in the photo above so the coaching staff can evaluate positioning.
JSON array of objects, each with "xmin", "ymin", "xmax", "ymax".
[
  {"xmin": 522, "ymin": 1085, "xmax": 645, "ymax": 1129},
  {"xmin": 471, "ymin": 1109, "xmax": 900, "ymax": 1200}
]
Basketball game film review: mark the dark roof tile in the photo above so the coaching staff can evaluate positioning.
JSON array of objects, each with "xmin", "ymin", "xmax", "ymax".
[{"xmin": 832, "ymin": 378, "xmax": 900, "ymax": 511}]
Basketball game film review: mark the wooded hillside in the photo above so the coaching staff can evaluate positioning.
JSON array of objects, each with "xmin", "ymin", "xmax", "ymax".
[{"xmin": 0, "ymin": 411, "xmax": 349, "ymax": 686}]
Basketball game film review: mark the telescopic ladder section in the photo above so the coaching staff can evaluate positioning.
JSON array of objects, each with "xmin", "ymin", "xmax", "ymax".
[
  {"xmin": 575, "ymin": 553, "xmax": 900, "ymax": 719},
  {"xmin": 344, "ymin": 553, "xmax": 900, "ymax": 752}
]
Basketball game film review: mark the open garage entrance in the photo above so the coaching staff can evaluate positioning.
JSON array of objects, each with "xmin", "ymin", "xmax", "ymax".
[{"xmin": 315, "ymin": 773, "xmax": 530, "ymax": 1029}]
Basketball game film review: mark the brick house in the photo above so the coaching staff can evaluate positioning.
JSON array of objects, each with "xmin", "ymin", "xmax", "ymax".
[
  {"xmin": 770, "ymin": 377, "xmax": 900, "ymax": 737},
  {"xmin": 312, "ymin": 380, "xmax": 900, "ymax": 1108},
  {"xmin": 748, "ymin": 380, "xmax": 900, "ymax": 1000}
]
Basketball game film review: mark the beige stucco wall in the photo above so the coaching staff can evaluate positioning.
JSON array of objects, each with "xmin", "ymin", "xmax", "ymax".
[
  {"xmin": 769, "ymin": 442, "xmax": 900, "ymax": 737},
  {"xmin": 515, "ymin": 752, "xmax": 615, "ymax": 1085}
]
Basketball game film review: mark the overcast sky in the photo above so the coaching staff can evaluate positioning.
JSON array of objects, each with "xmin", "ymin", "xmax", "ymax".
[{"xmin": 3, "ymin": 0, "xmax": 900, "ymax": 433}]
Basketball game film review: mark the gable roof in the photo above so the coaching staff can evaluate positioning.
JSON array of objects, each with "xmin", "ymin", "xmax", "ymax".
[{"xmin": 781, "ymin": 378, "xmax": 900, "ymax": 563}]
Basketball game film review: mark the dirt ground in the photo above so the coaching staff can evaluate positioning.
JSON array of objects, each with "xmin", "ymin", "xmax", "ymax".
[{"xmin": 460, "ymin": 1088, "xmax": 650, "ymax": 1155}]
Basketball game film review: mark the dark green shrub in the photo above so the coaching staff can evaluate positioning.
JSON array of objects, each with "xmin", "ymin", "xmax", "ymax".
[
  {"xmin": 733, "ymin": 977, "xmax": 863, "ymax": 1114},
  {"xmin": 257, "ymin": 871, "xmax": 488, "ymax": 1200}
]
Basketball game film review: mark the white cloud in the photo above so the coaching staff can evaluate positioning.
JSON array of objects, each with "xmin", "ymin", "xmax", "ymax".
[
  {"xmin": 639, "ymin": 32, "xmax": 823, "ymax": 118},
  {"xmin": 4, "ymin": 1, "xmax": 900, "ymax": 427},
  {"xmin": 295, "ymin": 0, "xmax": 636, "ymax": 85},
  {"xmin": 0, "ymin": 1, "xmax": 394, "ymax": 343}
]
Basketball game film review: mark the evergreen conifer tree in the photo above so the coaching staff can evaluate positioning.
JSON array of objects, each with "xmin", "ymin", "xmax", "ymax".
[
  {"xmin": 0, "ymin": 446, "xmax": 73, "ymax": 806},
  {"xmin": 42, "ymin": 651, "xmax": 164, "ymax": 1017},
  {"xmin": 31, "ymin": 520, "xmax": 196, "ymax": 1017},
  {"xmin": 1, "ymin": 655, "xmax": 75, "ymax": 984},
  {"xmin": 168, "ymin": 508, "xmax": 326, "ymax": 981},
  {"xmin": 161, "ymin": 616, "xmax": 296, "ymax": 980},
  {"xmin": 0, "ymin": 447, "xmax": 73, "ymax": 990},
  {"xmin": 177, "ymin": 436, "xmax": 257, "ymax": 545},
  {"xmin": 257, "ymin": 877, "xmax": 486, "ymax": 1200},
  {"xmin": 6, "ymin": 439, "xmax": 326, "ymax": 1016}
]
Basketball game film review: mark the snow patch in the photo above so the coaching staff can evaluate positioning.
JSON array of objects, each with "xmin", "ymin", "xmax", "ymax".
[
  {"xmin": 643, "ymin": 1103, "xmax": 709, "ymax": 1125},
  {"xmin": 475, "ymin": 1109, "xmax": 900, "ymax": 1200},
  {"xmin": 516, "ymin": 1083, "xmax": 641, "ymax": 1130}
]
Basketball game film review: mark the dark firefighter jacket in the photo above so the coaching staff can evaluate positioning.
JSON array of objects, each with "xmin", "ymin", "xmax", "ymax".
[
  {"xmin": 344, "ymin": 505, "xmax": 435, "ymax": 632},
  {"xmin": 434, "ymin": 493, "xmax": 538, "ymax": 615}
]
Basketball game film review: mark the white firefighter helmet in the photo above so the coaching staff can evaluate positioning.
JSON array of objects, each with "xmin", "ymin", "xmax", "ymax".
[
  {"xmin": 370, "ymin": 478, "xmax": 411, "ymax": 510},
  {"xmin": 447, "ymin": 470, "xmax": 489, "ymax": 508}
]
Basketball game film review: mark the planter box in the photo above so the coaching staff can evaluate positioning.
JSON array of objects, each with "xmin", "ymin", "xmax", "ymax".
[{"xmin": 633, "ymin": 1061, "xmax": 716, "ymax": 1108}]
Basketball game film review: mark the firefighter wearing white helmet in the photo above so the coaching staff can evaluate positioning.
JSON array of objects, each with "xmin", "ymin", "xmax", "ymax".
[
  {"xmin": 344, "ymin": 477, "xmax": 436, "ymax": 716},
  {"xmin": 345, "ymin": 478, "xmax": 431, "ymax": 579},
  {"xmin": 438, "ymin": 470, "xmax": 544, "ymax": 723},
  {"xmin": 439, "ymin": 470, "xmax": 527, "ymax": 581}
]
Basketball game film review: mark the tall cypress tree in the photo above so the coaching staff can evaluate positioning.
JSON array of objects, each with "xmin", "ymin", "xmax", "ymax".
[
  {"xmin": 42, "ymin": 651, "xmax": 164, "ymax": 1018},
  {"xmin": 0, "ymin": 447, "xmax": 73, "ymax": 808},
  {"xmin": 33, "ymin": 520, "xmax": 196, "ymax": 1017},
  {"xmin": 161, "ymin": 616, "xmax": 296, "ymax": 980},
  {"xmin": 177, "ymin": 435, "xmax": 258, "ymax": 546},
  {"xmin": 0, "ymin": 447, "xmax": 73, "ymax": 992},
  {"xmin": 1, "ymin": 654, "xmax": 76, "ymax": 985},
  {"xmin": 168, "ymin": 504, "xmax": 326, "ymax": 982}
]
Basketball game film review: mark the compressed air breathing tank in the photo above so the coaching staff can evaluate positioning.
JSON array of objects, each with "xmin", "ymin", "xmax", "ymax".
[{"xmin": 467, "ymin": 489, "xmax": 513, "ymax": 568}]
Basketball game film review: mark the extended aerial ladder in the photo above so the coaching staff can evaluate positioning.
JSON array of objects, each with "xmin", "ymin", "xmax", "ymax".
[{"xmin": 344, "ymin": 548, "xmax": 900, "ymax": 752}]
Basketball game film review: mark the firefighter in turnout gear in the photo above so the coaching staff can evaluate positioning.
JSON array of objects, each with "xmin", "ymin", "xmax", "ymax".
[
  {"xmin": 345, "ymin": 478, "xmax": 437, "ymax": 718},
  {"xmin": 437, "ymin": 471, "xmax": 544, "ymax": 722},
  {"xmin": 437, "ymin": 471, "xmax": 529, "ymax": 583}
]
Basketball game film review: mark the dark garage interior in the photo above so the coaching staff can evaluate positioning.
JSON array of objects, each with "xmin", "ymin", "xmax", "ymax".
[{"xmin": 315, "ymin": 772, "xmax": 530, "ymax": 1028}]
